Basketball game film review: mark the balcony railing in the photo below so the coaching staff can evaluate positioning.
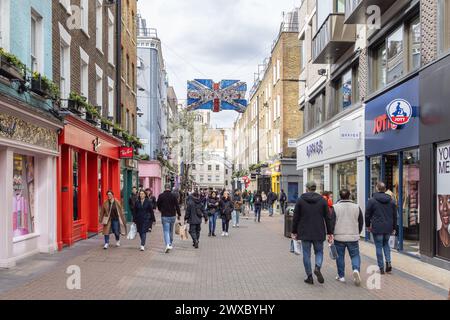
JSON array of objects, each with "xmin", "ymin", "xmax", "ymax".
[
  {"xmin": 344, "ymin": 0, "xmax": 398, "ymax": 24},
  {"xmin": 312, "ymin": 14, "xmax": 356, "ymax": 64},
  {"xmin": 137, "ymin": 28, "xmax": 158, "ymax": 38}
]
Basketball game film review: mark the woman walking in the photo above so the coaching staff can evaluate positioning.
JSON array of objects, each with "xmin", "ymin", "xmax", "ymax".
[
  {"xmin": 133, "ymin": 190, "xmax": 156, "ymax": 251},
  {"xmin": 249, "ymin": 191, "xmax": 254, "ymax": 212},
  {"xmin": 262, "ymin": 191, "xmax": 267, "ymax": 210},
  {"xmin": 207, "ymin": 191, "xmax": 220, "ymax": 237},
  {"xmin": 220, "ymin": 191, "xmax": 234, "ymax": 237},
  {"xmin": 185, "ymin": 191, "xmax": 208, "ymax": 248},
  {"xmin": 254, "ymin": 192, "xmax": 263, "ymax": 223},
  {"xmin": 101, "ymin": 190, "xmax": 127, "ymax": 250}
]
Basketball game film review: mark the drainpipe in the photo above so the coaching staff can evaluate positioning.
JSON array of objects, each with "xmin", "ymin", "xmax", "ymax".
[{"xmin": 115, "ymin": 0, "xmax": 122, "ymax": 125}]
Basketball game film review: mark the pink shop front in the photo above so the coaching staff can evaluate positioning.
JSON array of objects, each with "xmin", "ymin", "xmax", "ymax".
[{"xmin": 138, "ymin": 160, "xmax": 162, "ymax": 197}]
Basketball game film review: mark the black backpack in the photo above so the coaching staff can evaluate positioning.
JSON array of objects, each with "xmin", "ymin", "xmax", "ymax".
[{"xmin": 196, "ymin": 205, "xmax": 204, "ymax": 218}]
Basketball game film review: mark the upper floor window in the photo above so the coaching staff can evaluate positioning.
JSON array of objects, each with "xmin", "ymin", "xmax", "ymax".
[
  {"xmin": 335, "ymin": 66, "xmax": 359, "ymax": 111},
  {"xmin": 96, "ymin": 0, "xmax": 103, "ymax": 52},
  {"xmin": 30, "ymin": 11, "xmax": 43, "ymax": 74},
  {"xmin": 439, "ymin": 0, "xmax": 450, "ymax": 54},
  {"xmin": 80, "ymin": 0, "xmax": 89, "ymax": 36},
  {"xmin": 317, "ymin": 0, "xmax": 345, "ymax": 30}
]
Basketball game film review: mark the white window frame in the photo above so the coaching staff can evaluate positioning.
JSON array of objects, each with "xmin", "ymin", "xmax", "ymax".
[
  {"xmin": 80, "ymin": 47, "xmax": 89, "ymax": 101},
  {"xmin": 273, "ymin": 65, "xmax": 276, "ymax": 85},
  {"xmin": 80, "ymin": 0, "xmax": 89, "ymax": 36},
  {"xmin": 107, "ymin": 77, "xmax": 114, "ymax": 118},
  {"xmin": 30, "ymin": 10, "xmax": 43, "ymax": 74},
  {"xmin": 96, "ymin": 0, "xmax": 103, "ymax": 53},
  {"xmin": 276, "ymin": 59, "xmax": 281, "ymax": 81},
  {"xmin": 95, "ymin": 64, "xmax": 103, "ymax": 110},
  {"xmin": 59, "ymin": 0, "xmax": 71, "ymax": 14},
  {"xmin": 59, "ymin": 23, "xmax": 71, "ymax": 104},
  {"xmin": 107, "ymin": 9, "xmax": 115, "ymax": 66},
  {"xmin": 277, "ymin": 95, "xmax": 281, "ymax": 119}
]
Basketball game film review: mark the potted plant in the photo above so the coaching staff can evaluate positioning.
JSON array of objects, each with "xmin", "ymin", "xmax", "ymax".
[
  {"xmin": 30, "ymin": 72, "xmax": 59, "ymax": 99},
  {"xmin": 112, "ymin": 124, "xmax": 123, "ymax": 138},
  {"xmin": 85, "ymin": 104, "xmax": 101, "ymax": 125},
  {"xmin": 0, "ymin": 48, "xmax": 25, "ymax": 80},
  {"xmin": 68, "ymin": 92, "xmax": 87, "ymax": 115},
  {"xmin": 101, "ymin": 117, "xmax": 114, "ymax": 133}
]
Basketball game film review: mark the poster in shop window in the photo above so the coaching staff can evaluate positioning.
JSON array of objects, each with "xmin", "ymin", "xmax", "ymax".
[{"xmin": 437, "ymin": 142, "xmax": 450, "ymax": 259}]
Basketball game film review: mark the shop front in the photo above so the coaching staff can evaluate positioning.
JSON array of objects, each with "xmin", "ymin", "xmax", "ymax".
[
  {"xmin": 138, "ymin": 160, "xmax": 162, "ymax": 198},
  {"xmin": 0, "ymin": 98, "xmax": 62, "ymax": 268},
  {"xmin": 57, "ymin": 115, "xmax": 122, "ymax": 250},
  {"xmin": 365, "ymin": 76, "xmax": 420, "ymax": 256},
  {"xmin": 420, "ymin": 54, "xmax": 450, "ymax": 266},
  {"xmin": 296, "ymin": 106, "xmax": 365, "ymax": 209},
  {"xmin": 269, "ymin": 159, "xmax": 302, "ymax": 204},
  {"xmin": 120, "ymin": 156, "xmax": 139, "ymax": 223}
]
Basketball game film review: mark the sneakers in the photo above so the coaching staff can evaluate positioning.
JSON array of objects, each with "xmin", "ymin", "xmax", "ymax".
[
  {"xmin": 208, "ymin": 232, "xmax": 212, "ymax": 237},
  {"xmin": 232, "ymin": 225, "xmax": 236, "ymax": 228},
  {"xmin": 194, "ymin": 241, "xmax": 199, "ymax": 249},
  {"xmin": 221, "ymin": 232, "xmax": 226, "ymax": 237},
  {"xmin": 335, "ymin": 276, "xmax": 346, "ymax": 283},
  {"xmin": 236, "ymin": 224, "xmax": 240, "ymax": 228},
  {"xmin": 103, "ymin": 243, "xmax": 109, "ymax": 250},
  {"xmin": 353, "ymin": 270, "xmax": 361, "ymax": 286},
  {"xmin": 314, "ymin": 266, "xmax": 325, "ymax": 284},
  {"xmin": 116, "ymin": 241, "xmax": 121, "ymax": 247},
  {"xmin": 140, "ymin": 246, "xmax": 145, "ymax": 251},
  {"xmin": 304, "ymin": 275, "xmax": 314, "ymax": 285},
  {"xmin": 168, "ymin": 244, "xmax": 173, "ymax": 250},
  {"xmin": 225, "ymin": 232, "xmax": 229, "ymax": 237},
  {"xmin": 212, "ymin": 233, "xmax": 216, "ymax": 237},
  {"xmin": 165, "ymin": 245, "xmax": 170, "ymax": 253},
  {"xmin": 386, "ymin": 262, "xmax": 392, "ymax": 273},
  {"xmin": 379, "ymin": 268, "xmax": 385, "ymax": 275}
]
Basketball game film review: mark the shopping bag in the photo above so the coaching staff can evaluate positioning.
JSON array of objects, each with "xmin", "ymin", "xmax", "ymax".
[
  {"xmin": 290, "ymin": 240, "xmax": 301, "ymax": 255},
  {"xmin": 175, "ymin": 222, "xmax": 182, "ymax": 236},
  {"xmin": 127, "ymin": 223, "xmax": 137, "ymax": 240},
  {"xmin": 180, "ymin": 224, "xmax": 189, "ymax": 240},
  {"xmin": 329, "ymin": 243, "xmax": 338, "ymax": 260},
  {"xmin": 389, "ymin": 235, "xmax": 397, "ymax": 249}
]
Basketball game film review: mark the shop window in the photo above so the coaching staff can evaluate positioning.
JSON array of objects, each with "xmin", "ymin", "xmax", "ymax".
[
  {"xmin": 386, "ymin": 26, "xmax": 404, "ymax": 84},
  {"xmin": 13, "ymin": 154, "xmax": 35, "ymax": 238},
  {"xmin": 73, "ymin": 150, "xmax": 80, "ymax": 221},
  {"xmin": 308, "ymin": 166, "xmax": 324, "ymax": 194},
  {"xmin": 370, "ymin": 156, "xmax": 382, "ymax": 197},
  {"xmin": 436, "ymin": 142, "xmax": 450, "ymax": 259},
  {"xmin": 438, "ymin": 0, "xmax": 450, "ymax": 54},
  {"xmin": 335, "ymin": 67, "xmax": 359, "ymax": 112},
  {"xmin": 373, "ymin": 43, "xmax": 387, "ymax": 91},
  {"xmin": 409, "ymin": 17, "xmax": 421, "ymax": 71},
  {"xmin": 332, "ymin": 160, "xmax": 357, "ymax": 202}
]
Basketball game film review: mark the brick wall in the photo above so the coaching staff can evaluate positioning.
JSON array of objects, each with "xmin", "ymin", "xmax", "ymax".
[{"xmin": 421, "ymin": 0, "xmax": 438, "ymax": 65}]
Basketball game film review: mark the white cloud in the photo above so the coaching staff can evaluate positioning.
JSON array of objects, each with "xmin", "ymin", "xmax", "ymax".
[{"xmin": 138, "ymin": 0, "xmax": 299, "ymax": 128}]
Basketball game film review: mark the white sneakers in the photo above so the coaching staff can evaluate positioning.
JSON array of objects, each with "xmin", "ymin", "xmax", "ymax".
[
  {"xmin": 116, "ymin": 241, "xmax": 121, "ymax": 247},
  {"xmin": 221, "ymin": 232, "xmax": 226, "ymax": 237},
  {"xmin": 103, "ymin": 243, "xmax": 109, "ymax": 250},
  {"xmin": 335, "ymin": 276, "xmax": 346, "ymax": 283},
  {"xmin": 353, "ymin": 270, "xmax": 361, "ymax": 287},
  {"xmin": 165, "ymin": 245, "xmax": 170, "ymax": 253},
  {"xmin": 225, "ymin": 232, "xmax": 229, "ymax": 237},
  {"xmin": 168, "ymin": 244, "xmax": 173, "ymax": 250}
]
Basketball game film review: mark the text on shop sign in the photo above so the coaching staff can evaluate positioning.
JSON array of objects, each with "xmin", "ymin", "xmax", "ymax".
[
  {"xmin": 438, "ymin": 146, "xmax": 450, "ymax": 174},
  {"xmin": 373, "ymin": 114, "xmax": 398, "ymax": 135},
  {"xmin": 306, "ymin": 140, "xmax": 323, "ymax": 158}
]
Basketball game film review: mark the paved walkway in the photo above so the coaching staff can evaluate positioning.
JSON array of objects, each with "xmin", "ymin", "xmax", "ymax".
[{"xmin": 0, "ymin": 211, "xmax": 447, "ymax": 300}]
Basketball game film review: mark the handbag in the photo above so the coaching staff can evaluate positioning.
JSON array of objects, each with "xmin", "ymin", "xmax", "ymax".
[
  {"xmin": 180, "ymin": 224, "xmax": 189, "ymax": 240},
  {"xmin": 102, "ymin": 202, "xmax": 113, "ymax": 225},
  {"xmin": 127, "ymin": 223, "xmax": 137, "ymax": 240},
  {"xmin": 329, "ymin": 243, "xmax": 338, "ymax": 260},
  {"xmin": 290, "ymin": 240, "xmax": 301, "ymax": 255},
  {"xmin": 175, "ymin": 222, "xmax": 182, "ymax": 235}
]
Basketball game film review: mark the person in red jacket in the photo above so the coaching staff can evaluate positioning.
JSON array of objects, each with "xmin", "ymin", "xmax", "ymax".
[{"xmin": 322, "ymin": 191, "xmax": 334, "ymax": 214}]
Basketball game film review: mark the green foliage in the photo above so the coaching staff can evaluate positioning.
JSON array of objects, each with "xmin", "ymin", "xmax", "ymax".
[
  {"xmin": 32, "ymin": 72, "xmax": 60, "ymax": 99},
  {"xmin": 0, "ymin": 48, "xmax": 26, "ymax": 73},
  {"xmin": 232, "ymin": 170, "xmax": 249, "ymax": 179}
]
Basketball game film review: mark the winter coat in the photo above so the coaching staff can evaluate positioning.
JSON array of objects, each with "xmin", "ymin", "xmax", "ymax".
[
  {"xmin": 279, "ymin": 192, "xmax": 287, "ymax": 203},
  {"xmin": 365, "ymin": 192, "xmax": 397, "ymax": 235},
  {"xmin": 292, "ymin": 192, "xmax": 334, "ymax": 241},
  {"xmin": 253, "ymin": 195, "xmax": 262, "ymax": 209},
  {"xmin": 233, "ymin": 194, "xmax": 243, "ymax": 210},
  {"xmin": 185, "ymin": 197, "xmax": 208, "ymax": 225},
  {"xmin": 133, "ymin": 198, "xmax": 156, "ymax": 234},
  {"xmin": 220, "ymin": 197, "xmax": 234, "ymax": 221},
  {"xmin": 267, "ymin": 192, "xmax": 278, "ymax": 205},
  {"xmin": 207, "ymin": 196, "xmax": 220, "ymax": 215},
  {"xmin": 128, "ymin": 193, "xmax": 138, "ymax": 215},
  {"xmin": 100, "ymin": 200, "xmax": 127, "ymax": 236},
  {"xmin": 157, "ymin": 190, "xmax": 181, "ymax": 218}
]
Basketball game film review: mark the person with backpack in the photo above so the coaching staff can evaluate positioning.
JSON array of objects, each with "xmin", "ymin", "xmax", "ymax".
[
  {"xmin": 253, "ymin": 191, "xmax": 263, "ymax": 223},
  {"xmin": 185, "ymin": 191, "xmax": 208, "ymax": 249},
  {"xmin": 267, "ymin": 191, "xmax": 278, "ymax": 217},
  {"xmin": 279, "ymin": 189, "xmax": 287, "ymax": 215},
  {"xmin": 232, "ymin": 190, "xmax": 243, "ymax": 228}
]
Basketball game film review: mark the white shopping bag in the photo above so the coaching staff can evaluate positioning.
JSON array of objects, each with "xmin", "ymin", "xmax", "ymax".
[
  {"xmin": 127, "ymin": 223, "xmax": 137, "ymax": 240},
  {"xmin": 389, "ymin": 235, "xmax": 397, "ymax": 249},
  {"xmin": 290, "ymin": 240, "xmax": 301, "ymax": 255}
]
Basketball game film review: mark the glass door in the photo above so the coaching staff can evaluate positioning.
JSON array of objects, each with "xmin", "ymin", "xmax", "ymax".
[{"xmin": 73, "ymin": 150, "xmax": 80, "ymax": 222}]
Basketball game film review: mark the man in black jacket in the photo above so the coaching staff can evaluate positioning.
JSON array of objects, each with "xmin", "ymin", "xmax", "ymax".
[
  {"xmin": 292, "ymin": 181, "xmax": 334, "ymax": 285},
  {"xmin": 157, "ymin": 184, "xmax": 182, "ymax": 253},
  {"xmin": 128, "ymin": 186, "xmax": 138, "ymax": 216},
  {"xmin": 279, "ymin": 189, "xmax": 287, "ymax": 215},
  {"xmin": 185, "ymin": 192, "xmax": 208, "ymax": 248},
  {"xmin": 365, "ymin": 182, "xmax": 397, "ymax": 274}
]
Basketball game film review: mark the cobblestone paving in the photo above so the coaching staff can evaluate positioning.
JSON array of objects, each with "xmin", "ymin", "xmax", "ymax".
[{"xmin": 0, "ymin": 211, "xmax": 447, "ymax": 300}]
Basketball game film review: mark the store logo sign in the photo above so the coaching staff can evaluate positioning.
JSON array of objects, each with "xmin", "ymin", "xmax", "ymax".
[
  {"xmin": 120, "ymin": 147, "xmax": 134, "ymax": 159},
  {"xmin": 306, "ymin": 140, "xmax": 323, "ymax": 158},
  {"xmin": 0, "ymin": 119, "xmax": 17, "ymax": 137},
  {"xmin": 373, "ymin": 114, "xmax": 398, "ymax": 135},
  {"xmin": 386, "ymin": 99, "xmax": 413, "ymax": 126},
  {"xmin": 93, "ymin": 137, "xmax": 101, "ymax": 152}
]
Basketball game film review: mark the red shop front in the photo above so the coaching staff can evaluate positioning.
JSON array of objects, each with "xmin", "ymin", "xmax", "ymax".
[{"xmin": 57, "ymin": 115, "xmax": 122, "ymax": 250}]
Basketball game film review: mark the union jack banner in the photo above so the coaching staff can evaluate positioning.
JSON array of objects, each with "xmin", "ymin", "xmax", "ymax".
[{"xmin": 187, "ymin": 79, "xmax": 247, "ymax": 113}]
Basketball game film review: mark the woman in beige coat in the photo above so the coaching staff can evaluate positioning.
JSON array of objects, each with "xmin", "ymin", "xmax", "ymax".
[{"xmin": 100, "ymin": 190, "xmax": 127, "ymax": 249}]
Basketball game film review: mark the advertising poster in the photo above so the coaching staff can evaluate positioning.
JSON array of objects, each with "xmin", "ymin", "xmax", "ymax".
[{"xmin": 437, "ymin": 142, "xmax": 450, "ymax": 259}]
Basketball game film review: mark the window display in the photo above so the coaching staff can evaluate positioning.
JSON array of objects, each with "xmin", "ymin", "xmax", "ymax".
[
  {"xmin": 308, "ymin": 167, "xmax": 324, "ymax": 194},
  {"xmin": 437, "ymin": 142, "xmax": 450, "ymax": 260},
  {"xmin": 12, "ymin": 154, "xmax": 35, "ymax": 238},
  {"xmin": 332, "ymin": 160, "xmax": 357, "ymax": 201},
  {"xmin": 370, "ymin": 156, "xmax": 382, "ymax": 197}
]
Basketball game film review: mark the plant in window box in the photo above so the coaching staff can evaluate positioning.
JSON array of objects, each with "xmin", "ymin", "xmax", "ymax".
[
  {"xmin": 112, "ymin": 124, "xmax": 124, "ymax": 138},
  {"xmin": 68, "ymin": 92, "xmax": 87, "ymax": 115},
  {"xmin": 100, "ymin": 117, "xmax": 114, "ymax": 133},
  {"xmin": 30, "ymin": 72, "xmax": 59, "ymax": 99},
  {"xmin": 85, "ymin": 104, "xmax": 101, "ymax": 125},
  {"xmin": 131, "ymin": 136, "xmax": 143, "ymax": 150},
  {"xmin": 0, "ymin": 48, "xmax": 25, "ymax": 81}
]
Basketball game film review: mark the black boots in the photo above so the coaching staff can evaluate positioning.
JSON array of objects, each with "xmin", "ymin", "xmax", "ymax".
[
  {"xmin": 380, "ymin": 268, "xmax": 385, "ymax": 275},
  {"xmin": 314, "ymin": 266, "xmax": 325, "ymax": 284},
  {"xmin": 386, "ymin": 262, "xmax": 392, "ymax": 273},
  {"xmin": 304, "ymin": 275, "xmax": 314, "ymax": 285},
  {"xmin": 208, "ymin": 232, "xmax": 212, "ymax": 237},
  {"xmin": 194, "ymin": 241, "xmax": 199, "ymax": 249}
]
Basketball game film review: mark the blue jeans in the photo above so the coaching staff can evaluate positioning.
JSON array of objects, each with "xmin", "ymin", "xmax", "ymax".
[
  {"xmin": 161, "ymin": 216, "xmax": 176, "ymax": 247},
  {"xmin": 254, "ymin": 207, "xmax": 261, "ymax": 222},
  {"xmin": 232, "ymin": 210, "xmax": 240, "ymax": 226},
  {"xmin": 209, "ymin": 211, "xmax": 219, "ymax": 234},
  {"xmin": 301, "ymin": 240, "xmax": 324, "ymax": 277},
  {"xmin": 104, "ymin": 219, "xmax": 120, "ymax": 244},
  {"xmin": 268, "ymin": 204, "xmax": 274, "ymax": 216},
  {"xmin": 373, "ymin": 233, "xmax": 392, "ymax": 269},
  {"xmin": 334, "ymin": 241, "xmax": 361, "ymax": 278}
]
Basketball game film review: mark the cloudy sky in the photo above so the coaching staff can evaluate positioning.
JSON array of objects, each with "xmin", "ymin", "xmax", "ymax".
[{"xmin": 138, "ymin": 0, "xmax": 299, "ymax": 128}]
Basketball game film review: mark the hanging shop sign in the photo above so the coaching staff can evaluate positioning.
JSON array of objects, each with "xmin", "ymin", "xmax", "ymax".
[
  {"xmin": 386, "ymin": 99, "xmax": 413, "ymax": 126},
  {"xmin": 120, "ymin": 146, "xmax": 134, "ymax": 159},
  {"xmin": 437, "ymin": 142, "xmax": 450, "ymax": 259}
]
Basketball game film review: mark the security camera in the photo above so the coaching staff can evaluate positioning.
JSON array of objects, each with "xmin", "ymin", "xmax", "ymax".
[{"xmin": 318, "ymin": 69, "xmax": 327, "ymax": 76}]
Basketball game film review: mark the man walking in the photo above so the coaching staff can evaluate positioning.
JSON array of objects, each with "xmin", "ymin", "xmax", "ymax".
[
  {"xmin": 128, "ymin": 186, "xmax": 138, "ymax": 217},
  {"xmin": 331, "ymin": 189, "xmax": 364, "ymax": 286},
  {"xmin": 232, "ymin": 190, "xmax": 243, "ymax": 228},
  {"xmin": 185, "ymin": 191, "xmax": 208, "ymax": 248},
  {"xmin": 292, "ymin": 182, "xmax": 334, "ymax": 285},
  {"xmin": 157, "ymin": 184, "xmax": 182, "ymax": 253},
  {"xmin": 267, "ymin": 191, "xmax": 278, "ymax": 217},
  {"xmin": 365, "ymin": 182, "xmax": 397, "ymax": 274},
  {"xmin": 279, "ymin": 189, "xmax": 287, "ymax": 215}
]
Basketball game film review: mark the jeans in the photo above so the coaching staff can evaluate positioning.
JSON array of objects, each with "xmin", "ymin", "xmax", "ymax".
[
  {"xmin": 254, "ymin": 207, "xmax": 261, "ymax": 222},
  {"xmin": 373, "ymin": 233, "xmax": 392, "ymax": 269},
  {"xmin": 222, "ymin": 219, "xmax": 230, "ymax": 233},
  {"xmin": 189, "ymin": 224, "xmax": 201, "ymax": 243},
  {"xmin": 301, "ymin": 240, "xmax": 324, "ymax": 277},
  {"xmin": 161, "ymin": 216, "xmax": 176, "ymax": 247},
  {"xmin": 139, "ymin": 232, "xmax": 147, "ymax": 246},
  {"xmin": 232, "ymin": 210, "xmax": 240, "ymax": 226},
  {"xmin": 104, "ymin": 219, "xmax": 120, "ymax": 244},
  {"xmin": 208, "ymin": 211, "xmax": 219, "ymax": 234},
  {"xmin": 268, "ymin": 204, "xmax": 274, "ymax": 216},
  {"xmin": 280, "ymin": 202, "xmax": 286, "ymax": 215},
  {"xmin": 334, "ymin": 241, "xmax": 361, "ymax": 278}
]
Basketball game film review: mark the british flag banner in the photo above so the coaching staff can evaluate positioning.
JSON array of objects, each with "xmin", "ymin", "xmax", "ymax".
[{"xmin": 187, "ymin": 79, "xmax": 248, "ymax": 113}]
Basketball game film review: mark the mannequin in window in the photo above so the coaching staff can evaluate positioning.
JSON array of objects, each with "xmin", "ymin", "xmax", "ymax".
[{"xmin": 438, "ymin": 195, "xmax": 450, "ymax": 248}]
